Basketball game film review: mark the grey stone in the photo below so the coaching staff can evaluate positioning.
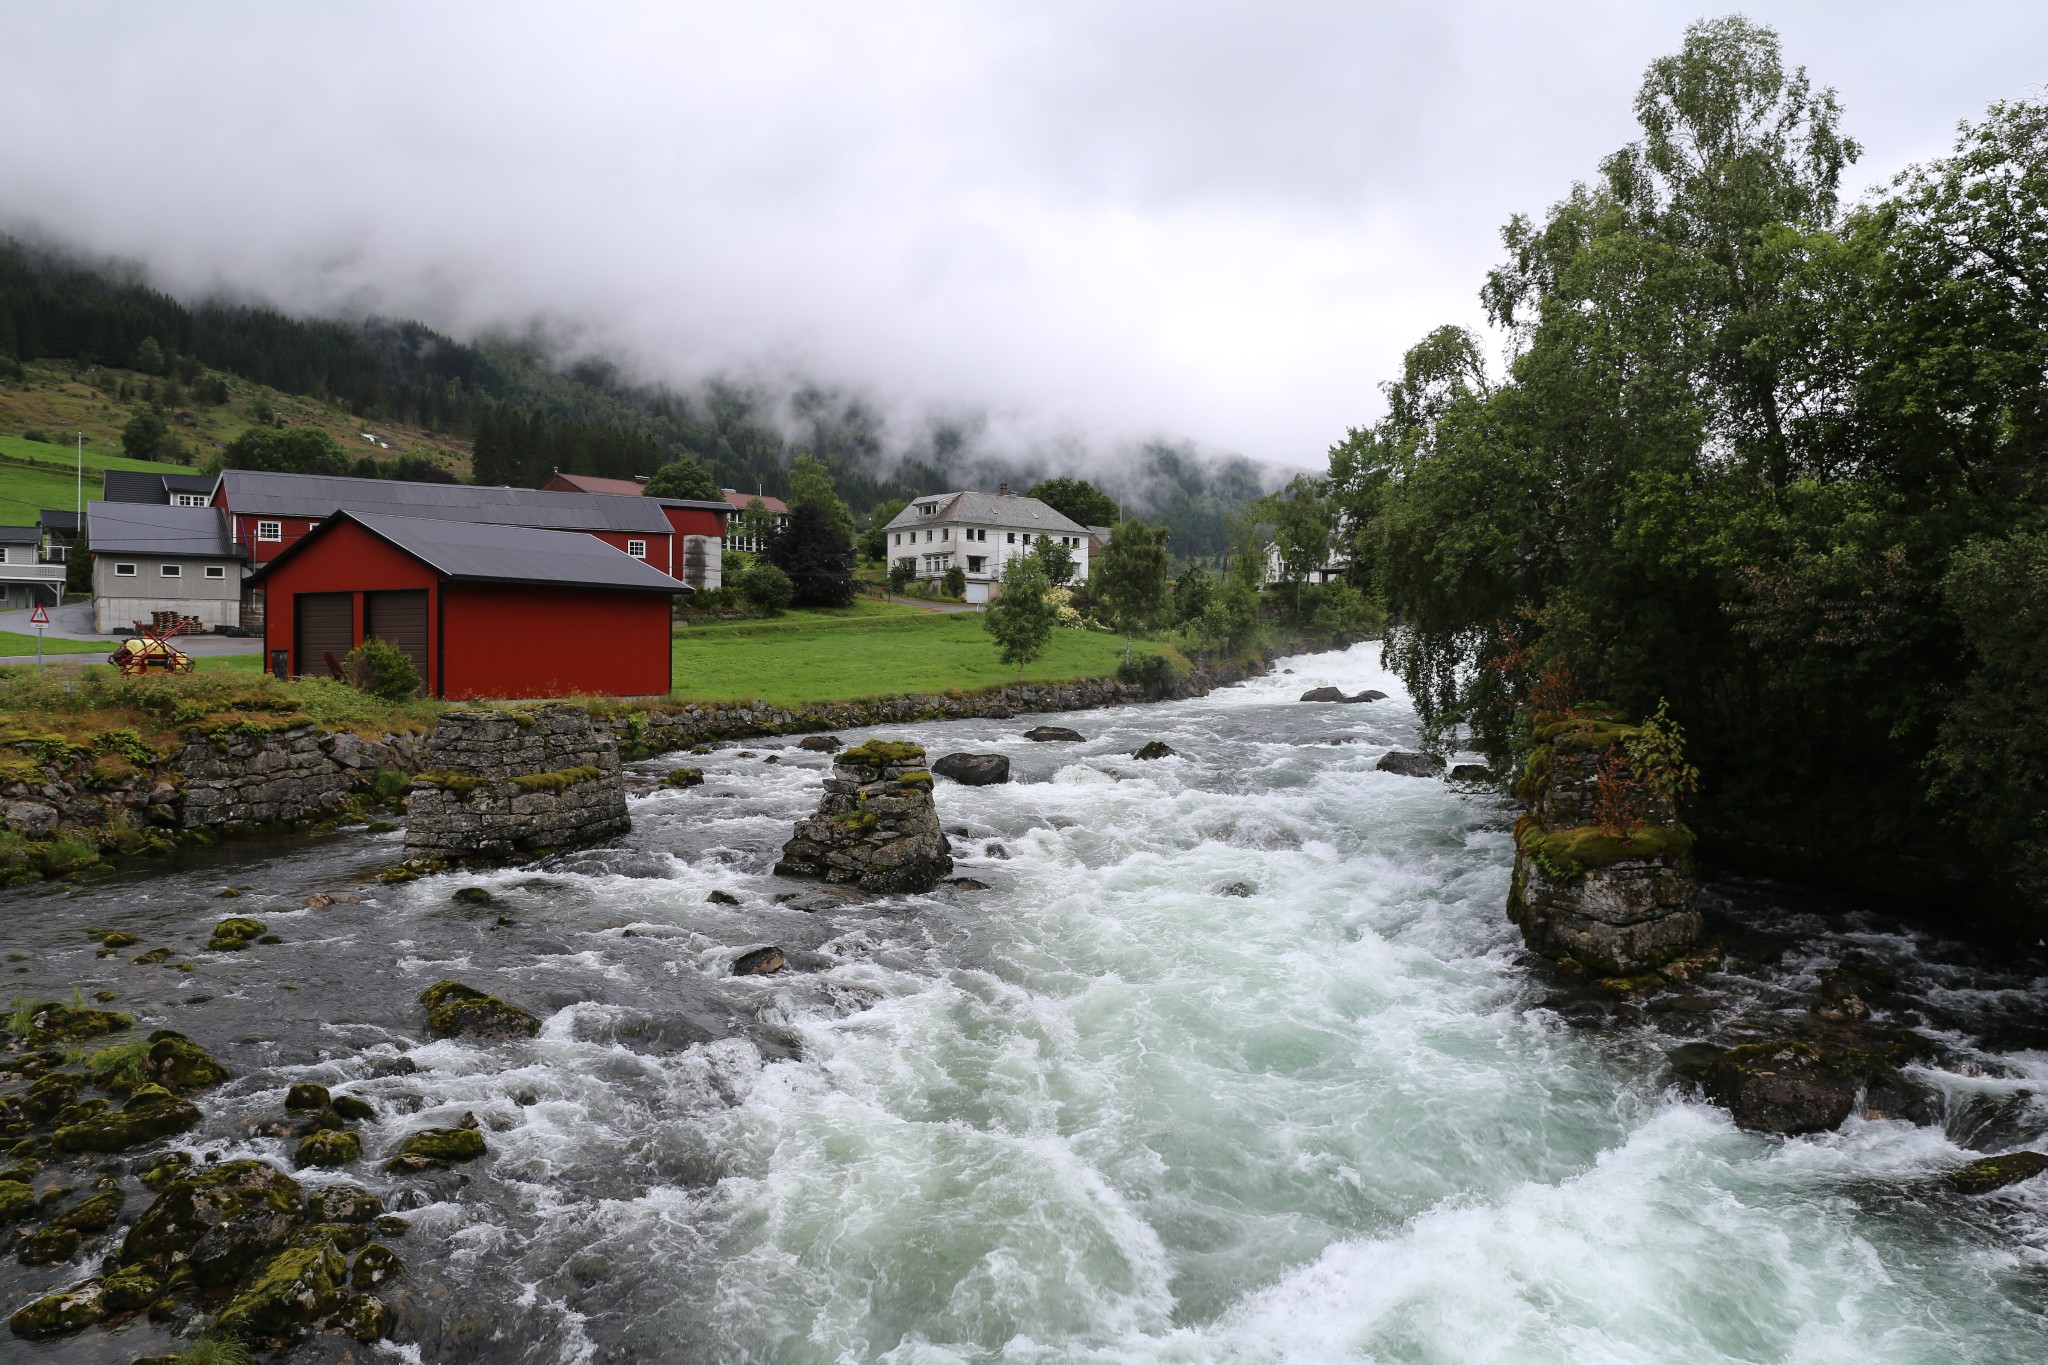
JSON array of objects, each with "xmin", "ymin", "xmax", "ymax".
[
  {"xmin": 932, "ymin": 753, "xmax": 1010, "ymax": 786},
  {"xmin": 772, "ymin": 742, "xmax": 952, "ymax": 893},
  {"xmin": 1376, "ymin": 751, "xmax": 1445, "ymax": 778}
]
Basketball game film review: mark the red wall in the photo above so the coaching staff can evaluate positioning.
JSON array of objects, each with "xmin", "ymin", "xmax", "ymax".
[
  {"xmin": 583, "ymin": 528, "xmax": 672, "ymax": 577},
  {"xmin": 661, "ymin": 505, "xmax": 728, "ymax": 539},
  {"xmin": 442, "ymin": 584, "xmax": 672, "ymax": 699},
  {"xmin": 259, "ymin": 522, "xmax": 442, "ymax": 687},
  {"xmin": 258, "ymin": 519, "xmax": 673, "ymax": 698}
]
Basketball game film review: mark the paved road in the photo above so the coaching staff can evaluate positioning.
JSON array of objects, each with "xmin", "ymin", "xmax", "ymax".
[{"xmin": 0, "ymin": 599, "xmax": 263, "ymax": 666}]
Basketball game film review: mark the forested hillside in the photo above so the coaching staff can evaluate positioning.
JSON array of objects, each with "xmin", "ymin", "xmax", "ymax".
[
  {"xmin": 0, "ymin": 238, "xmax": 1270, "ymax": 555},
  {"xmin": 1320, "ymin": 19, "xmax": 2047, "ymax": 922}
]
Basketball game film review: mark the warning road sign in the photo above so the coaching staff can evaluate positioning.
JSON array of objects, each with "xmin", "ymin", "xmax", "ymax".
[{"xmin": 28, "ymin": 603, "xmax": 49, "ymax": 626}]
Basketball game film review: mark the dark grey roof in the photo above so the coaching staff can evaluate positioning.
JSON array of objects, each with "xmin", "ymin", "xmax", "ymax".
[
  {"xmin": 86, "ymin": 502, "xmax": 239, "ymax": 558},
  {"xmin": 100, "ymin": 471, "xmax": 217, "ymax": 504},
  {"xmin": 883, "ymin": 490, "xmax": 1088, "ymax": 536},
  {"xmin": 38, "ymin": 510, "xmax": 80, "ymax": 533},
  {"xmin": 0, "ymin": 525, "xmax": 40, "ymax": 545},
  {"xmin": 278, "ymin": 512, "xmax": 688, "ymax": 593},
  {"xmin": 651, "ymin": 498, "xmax": 735, "ymax": 514},
  {"xmin": 219, "ymin": 470, "xmax": 673, "ymax": 534}
]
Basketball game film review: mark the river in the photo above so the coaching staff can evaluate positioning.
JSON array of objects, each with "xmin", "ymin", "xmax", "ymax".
[{"xmin": 4, "ymin": 642, "xmax": 2046, "ymax": 1363}]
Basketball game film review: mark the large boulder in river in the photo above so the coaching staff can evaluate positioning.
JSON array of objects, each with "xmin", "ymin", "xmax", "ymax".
[
  {"xmin": 933, "ymin": 752, "xmax": 1010, "ymax": 786},
  {"xmin": 1376, "ymin": 751, "xmax": 1445, "ymax": 778},
  {"xmin": 418, "ymin": 980, "xmax": 542, "ymax": 1039},
  {"xmin": 1023, "ymin": 726, "xmax": 1084, "ymax": 742},
  {"xmin": 1131, "ymin": 741, "xmax": 1175, "ymax": 760},
  {"xmin": 1298, "ymin": 687, "xmax": 1346, "ymax": 702},
  {"xmin": 118, "ymin": 1158, "xmax": 303, "ymax": 1286},
  {"xmin": 773, "ymin": 740, "xmax": 953, "ymax": 893},
  {"xmin": 1704, "ymin": 1041, "xmax": 1856, "ymax": 1135},
  {"xmin": 1950, "ymin": 1151, "xmax": 2048, "ymax": 1194}
]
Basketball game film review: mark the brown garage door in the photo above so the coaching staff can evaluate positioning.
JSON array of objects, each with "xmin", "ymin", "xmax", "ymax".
[
  {"xmin": 365, "ymin": 590, "xmax": 429, "ymax": 685},
  {"xmin": 294, "ymin": 592, "xmax": 354, "ymax": 678}
]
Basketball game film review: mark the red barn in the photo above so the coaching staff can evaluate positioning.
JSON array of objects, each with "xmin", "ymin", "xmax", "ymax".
[
  {"xmin": 249, "ymin": 511, "xmax": 687, "ymax": 699},
  {"xmin": 541, "ymin": 472, "xmax": 731, "ymax": 587}
]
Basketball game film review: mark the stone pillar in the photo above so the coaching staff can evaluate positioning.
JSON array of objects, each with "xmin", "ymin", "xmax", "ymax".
[
  {"xmin": 774, "ymin": 740, "xmax": 952, "ymax": 893},
  {"xmin": 404, "ymin": 705, "xmax": 628, "ymax": 860},
  {"xmin": 1507, "ymin": 716, "xmax": 1701, "ymax": 977}
]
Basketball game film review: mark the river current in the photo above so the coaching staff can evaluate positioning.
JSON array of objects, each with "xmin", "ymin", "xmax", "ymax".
[{"xmin": 5, "ymin": 642, "xmax": 2047, "ymax": 1363}]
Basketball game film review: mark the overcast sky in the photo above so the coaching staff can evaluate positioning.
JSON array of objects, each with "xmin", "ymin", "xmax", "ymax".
[{"xmin": 1, "ymin": 2, "xmax": 2041, "ymax": 473}]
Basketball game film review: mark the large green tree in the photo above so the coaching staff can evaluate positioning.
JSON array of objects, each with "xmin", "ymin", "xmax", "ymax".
[
  {"xmin": 1027, "ymin": 476, "xmax": 1119, "ymax": 528},
  {"xmin": 1091, "ymin": 519, "xmax": 1171, "ymax": 660},
  {"xmin": 787, "ymin": 453, "xmax": 855, "ymax": 540},
  {"xmin": 642, "ymin": 456, "xmax": 719, "ymax": 500}
]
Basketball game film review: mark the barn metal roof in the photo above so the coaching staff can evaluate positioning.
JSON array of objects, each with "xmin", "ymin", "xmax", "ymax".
[
  {"xmin": 102, "ymin": 470, "xmax": 220, "ymax": 504},
  {"xmin": 882, "ymin": 491, "xmax": 1088, "ymax": 535},
  {"xmin": 218, "ymin": 470, "xmax": 674, "ymax": 534},
  {"xmin": 38, "ymin": 509, "xmax": 80, "ymax": 533},
  {"xmin": 86, "ymin": 502, "xmax": 240, "ymax": 558},
  {"xmin": 250, "ymin": 511, "xmax": 689, "ymax": 593}
]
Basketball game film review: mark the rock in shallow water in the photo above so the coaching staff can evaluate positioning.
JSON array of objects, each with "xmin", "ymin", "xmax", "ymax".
[
  {"xmin": 1023, "ymin": 726, "xmax": 1084, "ymax": 742},
  {"xmin": 418, "ymin": 980, "xmax": 542, "ymax": 1040},
  {"xmin": 1131, "ymin": 741, "xmax": 1176, "ymax": 760},
  {"xmin": 1376, "ymin": 751, "xmax": 1446, "ymax": 778},
  {"xmin": 933, "ymin": 752, "xmax": 1010, "ymax": 785},
  {"xmin": 1950, "ymin": 1151, "xmax": 2048, "ymax": 1194},
  {"xmin": 1705, "ymin": 1041, "xmax": 1856, "ymax": 1135},
  {"xmin": 732, "ymin": 947, "xmax": 786, "ymax": 977},
  {"xmin": 773, "ymin": 740, "xmax": 952, "ymax": 893}
]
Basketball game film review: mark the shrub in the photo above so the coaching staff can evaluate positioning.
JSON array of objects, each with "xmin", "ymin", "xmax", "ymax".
[
  {"xmin": 942, "ymin": 566, "xmax": 967, "ymax": 599},
  {"xmin": 1116, "ymin": 652, "xmax": 1187, "ymax": 697},
  {"xmin": 341, "ymin": 639, "xmax": 421, "ymax": 702},
  {"xmin": 739, "ymin": 563, "xmax": 794, "ymax": 613},
  {"xmin": 23, "ymin": 427, "xmax": 49, "ymax": 443},
  {"xmin": 887, "ymin": 559, "xmax": 916, "ymax": 593}
]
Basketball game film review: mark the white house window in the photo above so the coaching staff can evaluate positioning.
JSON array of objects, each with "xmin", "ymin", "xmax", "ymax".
[
  {"xmin": 115, "ymin": 562, "xmax": 137, "ymax": 576},
  {"xmin": 943, "ymin": 529, "xmax": 951, "ymax": 541},
  {"xmin": 205, "ymin": 565, "xmax": 226, "ymax": 579},
  {"xmin": 1007, "ymin": 532, "xmax": 1016, "ymax": 544},
  {"xmin": 174, "ymin": 493, "xmax": 208, "ymax": 507},
  {"xmin": 627, "ymin": 540, "xmax": 647, "ymax": 559},
  {"xmin": 1022, "ymin": 533, "xmax": 1033, "ymax": 545},
  {"xmin": 257, "ymin": 521, "xmax": 282, "ymax": 542},
  {"xmin": 160, "ymin": 563, "xmax": 182, "ymax": 577}
]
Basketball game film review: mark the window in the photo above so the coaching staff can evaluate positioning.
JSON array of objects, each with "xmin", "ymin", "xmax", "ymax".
[
  {"xmin": 160, "ymin": 563, "xmax": 182, "ymax": 578},
  {"xmin": 1007, "ymin": 532, "xmax": 1016, "ymax": 544},
  {"xmin": 1022, "ymin": 533, "xmax": 1033, "ymax": 545},
  {"xmin": 174, "ymin": 493, "xmax": 208, "ymax": 507},
  {"xmin": 115, "ymin": 562, "xmax": 137, "ymax": 576},
  {"xmin": 256, "ymin": 521, "xmax": 282, "ymax": 542},
  {"xmin": 943, "ymin": 529, "xmax": 951, "ymax": 542},
  {"xmin": 967, "ymin": 556, "xmax": 985, "ymax": 573},
  {"xmin": 893, "ymin": 533, "xmax": 901, "ymax": 545},
  {"xmin": 205, "ymin": 565, "xmax": 226, "ymax": 579},
  {"xmin": 626, "ymin": 540, "xmax": 647, "ymax": 559}
]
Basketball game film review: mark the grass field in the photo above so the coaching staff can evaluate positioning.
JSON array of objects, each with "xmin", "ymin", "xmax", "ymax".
[
  {"xmin": 669, "ymin": 600, "xmax": 1160, "ymax": 706},
  {"xmin": 0, "ymin": 630, "xmax": 107, "ymax": 657},
  {"xmin": 0, "ymin": 433, "xmax": 194, "ymax": 524}
]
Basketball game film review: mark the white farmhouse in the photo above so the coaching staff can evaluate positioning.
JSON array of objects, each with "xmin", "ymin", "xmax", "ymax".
[{"xmin": 883, "ymin": 485, "xmax": 1091, "ymax": 603}]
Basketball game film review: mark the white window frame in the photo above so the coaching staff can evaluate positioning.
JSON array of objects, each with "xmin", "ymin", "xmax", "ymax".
[
  {"xmin": 256, "ymin": 520, "xmax": 282, "ymax": 542},
  {"xmin": 626, "ymin": 539, "xmax": 647, "ymax": 559},
  {"xmin": 174, "ymin": 493, "xmax": 208, "ymax": 507},
  {"xmin": 205, "ymin": 564, "xmax": 227, "ymax": 579},
  {"xmin": 114, "ymin": 562, "xmax": 137, "ymax": 577},
  {"xmin": 160, "ymin": 563, "xmax": 182, "ymax": 578}
]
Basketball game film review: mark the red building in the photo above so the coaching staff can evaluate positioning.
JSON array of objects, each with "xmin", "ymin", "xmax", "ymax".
[
  {"xmin": 214, "ymin": 470, "xmax": 677, "ymax": 573},
  {"xmin": 541, "ymin": 472, "xmax": 732, "ymax": 587},
  {"xmin": 249, "ymin": 511, "xmax": 687, "ymax": 699}
]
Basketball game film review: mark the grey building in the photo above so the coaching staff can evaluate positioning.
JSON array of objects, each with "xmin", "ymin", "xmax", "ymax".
[
  {"xmin": 0, "ymin": 525, "xmax": 63, "ymax": 609},
  {"xmin": 86, "ymin": 502, "xmax": 246, "ymax": 634}
]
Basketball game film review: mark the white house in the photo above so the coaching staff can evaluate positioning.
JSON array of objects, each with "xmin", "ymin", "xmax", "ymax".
[{"xmin": 883, "ymin": 485, "xmax": 1091, "ymax": 603}]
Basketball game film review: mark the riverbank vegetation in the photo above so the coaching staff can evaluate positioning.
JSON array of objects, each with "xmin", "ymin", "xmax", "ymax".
[{"xmin": 1309, "ymin": 18, "xmax": 2047, "ymax": 924}]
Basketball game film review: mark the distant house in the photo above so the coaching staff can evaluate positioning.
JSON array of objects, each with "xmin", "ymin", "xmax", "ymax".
[
  {"xmin": 1263, "ymin": 527, "xmax": 1353, "ymax": 588},
  {"xmin": 36, "ymin": 509, "xmax": 80, "ymax": 564},
  {"xmin": 720, "ymin": 489, "xmax": 790, "ymax": 555},
  {"xmin": 0, "ymin": 525, "xmax": 64, "ymax": 609},
  {"xmin": 882, "ymin": 485, "xmax": 1091, "ymax": 603},
  {"xmin": 102, "ymin": 470, "xmax": 219, "ymax": 507},
  {"xmin": 542, "ymin": 471, "xmax": 732, "ymax": 590},
  {"xmin": 85, "ymin": 502, "xmax": 246, "ymax": 633},
  {"xmin": 248, "ymin": 510, "xmax": 688, "ymax": 699}
]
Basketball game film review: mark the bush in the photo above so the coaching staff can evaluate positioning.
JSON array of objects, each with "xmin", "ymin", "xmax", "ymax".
[
  {"xmin": 739, "ymin": 563, "xmax": 794, "ymax": 613},
  {"xmin": 1116, "ymin": 652, "xmax": 1187, "ymax": 697},
  {"xmin": 22, "ymin": 428, "xmax": 49, "ymax": 443},
  {"xmin": 341, "ymin": 639, "xmax": 421, "ymax": 702},
  {"xmin": 942, "ymin": 566, "xmax": 967, "ymax": 599},
  {"xmin": 686, "ymin": 586, "xmax": 741, "ymax": 613},
  {"xmin": 1303, "ymin": 583, "xmax": 1384, "ymax": 640},
  {"xmin": 887, "ymin": 559, "xmax": 916, "ymax": 593}
]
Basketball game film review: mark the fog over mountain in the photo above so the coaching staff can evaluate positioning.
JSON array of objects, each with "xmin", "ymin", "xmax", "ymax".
[{"xmin": 1, "ymin": 2, "xmax": 2041, "ymax": 476}]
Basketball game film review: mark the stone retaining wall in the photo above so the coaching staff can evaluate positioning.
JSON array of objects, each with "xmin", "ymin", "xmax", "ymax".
[{"xmin": 404, "ymin": 706, "xmax": 629, "ymax": 859}]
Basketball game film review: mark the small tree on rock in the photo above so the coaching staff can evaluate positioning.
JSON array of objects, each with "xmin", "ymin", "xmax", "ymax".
[{"xmin": 984, "ymin": 559, "xmax": 1058, "ymax": 679}]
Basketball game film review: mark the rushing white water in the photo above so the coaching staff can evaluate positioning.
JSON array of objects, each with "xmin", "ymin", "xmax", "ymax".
[{"xmin": 31, "ymin": 642, "xmax": 2040, "ymax": 1362}]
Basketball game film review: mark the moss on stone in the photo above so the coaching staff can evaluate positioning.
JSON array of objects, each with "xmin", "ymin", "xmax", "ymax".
[
  {"xmin": 131, "ymin": 946, "xmax": 173, "ymax": 965},
  {"xmin": 895, "ymin": 769, "xmax": 933, "ymax": 789},
  {"xmin": 17, "ymin": 1224, "xmax": 84, "ymax": 1264},
  {"xmin": 53, "ymin": 1083, "xmax": 201, "ymax": 1152},
  {"xmin": 7, "ymin": 1279, "xmax": 105, "ymax": 1338},
  {"xmin": 7, "ymin": 1001, "xmax": 133, "ymax": 1043},
  {"xmin": 48, "ymin": 1185, "xmax": 125, "ymax": 1234},
  {"xmin": 87, "ymin": 1031, "xmax": 228, "ymax": 1096},
  {"xmin": 284, "ymin": 1082, "xmax": 330, "ymax": 1111},
  {"xmin": 1949, "ymin": 1150, "xmax": 2048, "ymax": 1195},
  {"xmin": 206, "ymin": 916, "xmax": 268, "ymax": 952},
  {"xmin": 418, "ymin": 980, "xmax": 541, "ymax": 1039},
  {"xmin": 661, "ymin": 766, "xmax": 705, "ymax": 787},
  {"xmin": 137, "ymin": 1151, "xmax": 193, "ymax": 1191},
  {"xmin": 511, "ymin": 764, "xmax": 603, "ymax": 793},
  {"xmin": 214, "ymin": 1242, "xmax": 350, "ymax": 1342},
  {"xmin": 117, "ymin": 1158, "xmax": 303, "ymax": 1286},
  {"xmin": 294, "ymin": 1129, "xmax": 361, "ymax": 1169},
  {"xmin": 838, "ymin": 739, "xmax": 925, "ymax": 767},
  {"xmin": 305, "ymin": 1184, "xmax": 382, "ymax": 1224},
  {"xmin": 351, "ymin": 1242, "xmax": 403, "ymax": 1289},
  {"xmin": 345, "ymin": 1291, "xmax": 394, "ymax": 1343},
  {"xmin": 1516, "ymin": 821, "xmax": 1695, "ymax": 880},
  {"xmin": 330, "ymin": 1093, "xmax": 376, "ymax": 1121},
  {"xmin": 98, "ymin": 1266, "xmax": 163, "ymax": 1315},
  {"xmin": 0, "ymin": 1182, "xmax": 35, "ymax": 1222},
  {"xmin": 384, "ymin": 1125, "xmax": 486, "ymax": 1172}
]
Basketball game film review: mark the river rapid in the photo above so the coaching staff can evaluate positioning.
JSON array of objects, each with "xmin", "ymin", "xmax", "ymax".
[{"xmin": 5, "ymin": 642, "xmax": 2047, "ymax": 1363}]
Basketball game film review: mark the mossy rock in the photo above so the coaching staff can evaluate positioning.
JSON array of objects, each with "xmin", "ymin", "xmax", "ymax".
[
  {"xmin": 8, "ymin": 1002, "xmax": 134, "ymax": 1043},
  {"xmin": 1949, "ymin": 1151, "xmax": 2048, "ymax": 1195},
  {"xmin": 452, "ymin": 886, "xmax": 494, "ymax": 905},
  {"xmin": 305, "ymin": 1184, "xmax": 383, "ymax": 1224},
  {"xmin": 0, "ymin": 1182, "xmax": 36, "ymax": 1222},
  {"xmin": 53, "ymin": 1084, "xmax": 200, "ymax": 1153},
  {"xmin": 1705, "ymin": 1040, "xmax": 1855, "ymax": 1136},
  {"xmin": 130, "ymin": 947, "xmax": 173, "ymax": 965},
  {"xmin": 331, "ymin": 1093, "xmax": 376, "ymax": 1122},
  {"xmin": 23, "ymin": 1071, "xmax": 83, "ymax": 1121},
  {"xmin": 838, "ymin": 739, "xmax": 925, "ymax": 767},
  {"xmin": 118, "ymin": 1158, "xmax": 303, "ymax": 1285},
  {"xmin": 1516, "ymin": 821, "xmax": 1695, "ymax": 880},
  {"xmin": 289, "ymin": 1220, "xmax": 372, "ymax": 1253},
  {"xmin": 351, "ymin": 1242, "xmax": 403, "ymax": 1289},
  {"xmin": 87, "ymin": 1030, "xmax": 229, "ymax": 1095},
  {"xmin": 418, "ymin": 980, "xmax": 541, "ymax": 1040},
  {"xmin": 7, "ymin": 1279, "xmax": 105, "ymax": 1339},
  {"xmin": 48, "ymin": 1185, "xmax": 124, "ymax": 1234},
  {"xmin": 206, "ymin": 915, "xmax": 268, "ymax": 952},
  {"xmin": 894, "ymin": 770, "xmax": 934, "ymax": 789},
  {"xmin": 385, "ymin": 1125, "xmax": 486, "ymax": 1172},
  {"xmin": 294, "ymin": 1129, "xmax": 361, "ymax": 1169},
  {"xmin": 345, "ymin": 1291, "xmax": 394, "ymax": 1343},
  {"xmin": 99, "ymin": 1266, "xmax": 163, "ymax": 1314},
  {"xmin": 137, "ymin": 1151, "xmax": 193, "ymax": 1192},
  {"xmin": 100, "ymin": 930, "xmax": 140, "ymax": 949},
  {"xmin": 285, "ymin": 1082, "xmax": 331, "ymax": 1111},
  {"xmin": 511, "ymin": 764, "xmax": 604, "ymax": 794},
  {"xmin": 215, "ymin": 1242, "xmax": 350, "ymax": 1343},
  {"xmin": 17, "ymin": 1223, "xmax": 84, "ymax": 1264},
  {"xmin": 661, "ymin": 767, "xmax": 704, "ymax": 788},
  {"xmin": 373, "ymin": 1215, "xmax": 410, "ymax": 1238}
]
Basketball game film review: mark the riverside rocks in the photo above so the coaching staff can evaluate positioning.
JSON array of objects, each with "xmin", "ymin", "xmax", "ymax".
[
  {"xmin": 1024, "ymin": 726, "xmax": 1085, "ymax": 743},
  {"xmin": 418, "ymin": 980, "xmax": 542, "ymax": 1039},
  {"xmin": 1950, "ymin": 1151, "xmax": 2048, "ymax": 1194},
  {"xmin": 932, "ymin": 753, "xmax": 1010, "ymax": 785},
  {"xmin": 1377, "ymin": 751, "xmax": 1445, "ymax": 778},
  {"xmin": 1704, "ymin": 1042, "xmax": 1857, "ymax": 1135},
  {"xmin": 732, "ymin": 946, "xmax": 786, "ymax": 976},
  {"xmin": 1507, "ymin": 715, "xmax": 1701, "ymax": 977},
  {"xmin": 773, "ymin": 739, "xmax": 953, "ymax": 893},
  {"xmin": 1300, "ymin": 687, "xmax": 1386, "ymax": 703},
  {"xmin": 1131, "ymin": 741, "xmax": 1176, "ymax": 760},
  {"xmin": 405, "ymin": 705, "xmax": 629, "ymax": 860}
]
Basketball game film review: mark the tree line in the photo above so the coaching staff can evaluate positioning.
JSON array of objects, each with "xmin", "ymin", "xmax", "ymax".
[{"xmin": 1317, "ymin": 18, "xmax": 2047, "ymax": 923}]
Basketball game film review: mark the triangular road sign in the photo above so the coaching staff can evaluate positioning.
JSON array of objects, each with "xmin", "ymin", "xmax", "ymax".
[{"xmin": 28, "ymin": 604, "xmax": 50, "ymax": 626}]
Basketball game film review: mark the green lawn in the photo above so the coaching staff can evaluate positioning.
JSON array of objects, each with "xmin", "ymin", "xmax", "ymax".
[
  {"xmin": 0, "ymin": 630, "xmax": 107, "ymax": 657},
  {"xmin": 671, "ymin": 600, "xmax": 1161, "ymax": 706},
  {"xmin": 0, "ymin": 435, "xmax": 194, "ymax": 525}
]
